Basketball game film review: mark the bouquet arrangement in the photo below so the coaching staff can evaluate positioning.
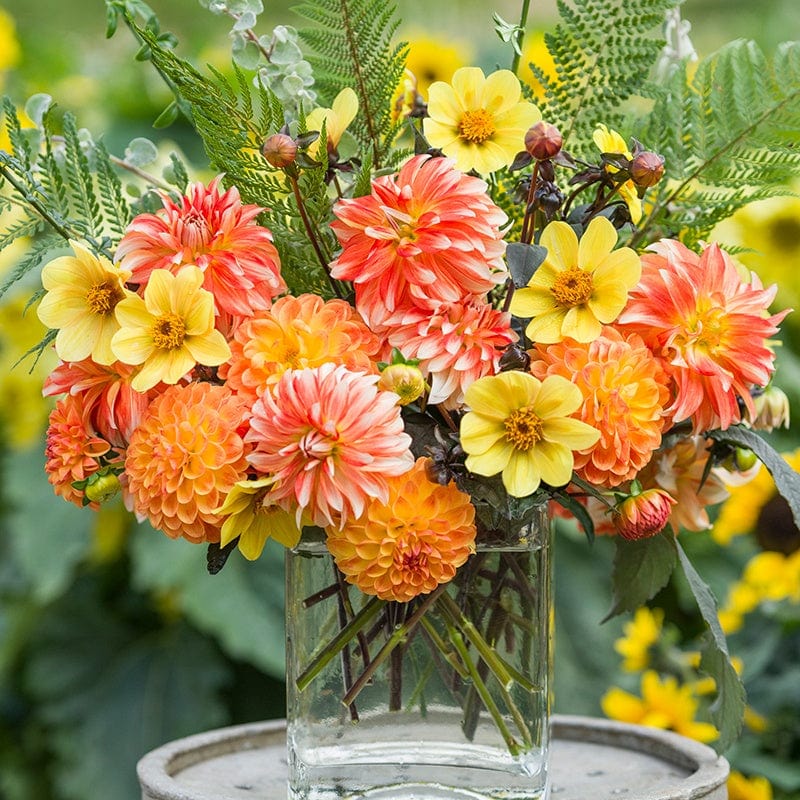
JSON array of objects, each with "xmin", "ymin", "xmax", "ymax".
[{"xmin": 2, "ymin": 0, "xmax": 800, "ymax": 795}]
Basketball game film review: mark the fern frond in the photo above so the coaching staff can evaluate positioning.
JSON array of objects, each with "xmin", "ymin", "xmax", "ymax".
[
  {"xmin": 536, "ymin": 0, "xmax": 678, "ymax": 159},
  {"xmin": 639, "ymin": 39, "xmax": 800, "ymax": 245},
  {"xmin": 294, "ymin": 0, "xmax": 407, "ymax": 168},
  {"xmin": 94, "ymin": 139, "xmax": 132, "ymax": 241}
]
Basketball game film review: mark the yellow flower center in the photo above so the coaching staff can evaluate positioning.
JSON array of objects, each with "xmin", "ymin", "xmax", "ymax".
[
  {"xmin": 551, "ymin": 267, "xmax": 594, "ymax": 307},
  {"xmin": 504, "ymin": 406, "xmax": 544, "ymax": 451},
  {"xmin": 458, "ymin": 109, "xmax": 496, "ymax": 144},
  {"xmin": 86, "ymin": 280, "xmax": 123, "ymax": 316},
  {"xmin": 152, "ymin": 313, "xmax": 187, "ymax": 350}
]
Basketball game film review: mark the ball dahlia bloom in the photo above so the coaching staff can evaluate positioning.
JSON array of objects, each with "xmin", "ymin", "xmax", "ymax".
[
  {"xmin": 423, "ymin": 67, "xmax": 541, "ymax": 174},
  {"xmin": 529, "ymin": 327, "xmax": 670, "ymax": 487},
  {"xmin": 116, "ymin": 176, "xmax": 285, "ymax": 317},
  {"xmin": 45, "ymin": 394, "xmax": 111, "ymax": 509},
  {"xmin": 618, "ymin": 239, "xmax": 789, "ymax": 432},
  {"xmin": 125, "ymin": 382, "xmax": 250, "ymax": 543},
  {"xmin": 220, "ymin": 293, "xmax": 381, "ymax": 406},
  {"xmin": 388, "ymin": 299, "xmax": 517, "ymax": 409},
  {"xmin": 37, "ymin": 240, "xmax": 133, "ymax": 366},
  {"xmin": 613, "ymin": 487, "xmax": 676, "ymax": 540},
  {"xmin": 330, "ymin": 154, "xmax": 508, "ymax": 329},
  {"xmin": 460, "ymin": 371, "xmax": 600, "ymax": 497},
  {"xmin": 326, "ymin": 458, "xmax": 476, "ymax": 602},
  {"xmin": 510, "ymin": 216, "xmax": 641, "ymax": 344},
  {"xmin": 246, "ymin": 363, "xmax": 414, "ymax": 528}
]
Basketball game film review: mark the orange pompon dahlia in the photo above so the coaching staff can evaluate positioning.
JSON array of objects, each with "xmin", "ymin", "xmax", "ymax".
[
  {"xmin": 116, "ymin": 176, "xmax": 285, "ymax": 317},
  {"xmin": 220, "ymin": 293, "xmax": 381, "ymax": 405},
  {"xmin": 326, "ymin": 458, "xmax": 476, "ymax": 602},
  {"xmin": 124, "ymin": 382, "xmax": 250, "ymax": 543},
  {"xmin": 45, "ymin": 394, "xmax": 111, "ymax": 509},
  {"xmin": 637, "ymin": 436, "xmax": 729, "ymax": 532},
  {"xmin": 43, "ymin": 358, "xmax": 159, "ymax": 447},
  {"xmin": 245, "ymin": 363, "xmax": 414, "ymax": 528},
  {"xmin": 529, "ymin": 327, "xmax": 671, "ymax": 487},
  {"xmin": 618, "ymin": 239, "xmax": 789, "ymax": 432},
  {"xmin": 330, "ymin": 154, "xmax": 508, "ymax": 329},
  {"xmin": 388, "ymin": 299, "xmax": 517, "ymax": 409}
]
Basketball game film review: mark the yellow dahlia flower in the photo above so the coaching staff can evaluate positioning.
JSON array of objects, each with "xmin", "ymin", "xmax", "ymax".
[
  {"xmin": 727, "ymin": 772, "xmax": 773, "ymax": 800},
  {"xmin": 593, "ymin": 123, "xmax": 642, "ymax": 224},
  {"xmin": 306, "ymin": 87, "xmax": 358, "ymax": 158},
  {"xmin": 510, "ymin": 216, "xmax": 640, "ymax": 344},
  {"xmin": 424, "ymin": 67, "xmax": 540, "ymax": 174},
  {"xmin": 460, "ymin": 371, "xmax": 600, "ymax": 497},
  {"xmin": 111, "ymin": 266, "xmax": 230, "ymax": 392},
  {"xmin": 37, "ymin": 240, "xmax": 133, "ymax": 366}
]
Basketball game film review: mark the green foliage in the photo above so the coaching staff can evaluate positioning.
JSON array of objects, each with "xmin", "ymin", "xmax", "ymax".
[
  {"xmin": 534, "ymin": 0, "xmax": 678, "ymax": 159},
  {"xmin": 640, "ymin": 40, "xmax": 800, "ymax": 245},
  {"xmin": 294, "ymin": 0, "xmax": 408, "ymax": 168}
]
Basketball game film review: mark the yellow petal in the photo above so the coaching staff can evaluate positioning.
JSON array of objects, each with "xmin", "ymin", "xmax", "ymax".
[
  {"xmin": 587, "ymin": 280, "xmax": 629, "ymax": 323},
  {"xmin": 533, "ymin": 374, "xmax": 583, "ymax": 418},
  {"xmin": 114, "ymin": 294, "xmax": 151, "ymax": 329},
  {"xmin": 530, "ymin": 440, "xmax": 574, "ymax": 487},
  {"xmin": 426, "ymin": 81, "xmax": 463, "ymax": 125},
  {"xmin": 618, "ymin": 182, "xmax": 642, "ymax": 223},
  {"xmin": 464, "ymin": 371, "xmax": 537, "ymax": 418},
  {"xmin": 37, "ymin": 289, "xmax": 87, "ymax": 328},
  {"xmin": 509, "ymin": 285, "xmax": 558, "ymax": 317},
  {"xmin": 601, "ymin": 687, "xmax": 645, "ymax": 723},
  {"xmin": 331, "ymin": 87, "xmax": 358, "ymax": 133},
  {"xmin": 481, "ymin": 69, "xmax": 522, "ymax": 115},
  {"xmin": 185, "ymin": 330, "xmax": 231, "ymax": 366},
  {"xmin": 111, "ymin": 327, "xmax": 154, "ymax": 364},
  {"xmin": 502, "ymin": 450, "xmax": 541, "ymax": 497},
  {"xmin": 451, "ymin": 67, "xmax": 485, "ymax": 109},
  {"xmin": 541, "ymin": 417, "xmax": 601, "ymax": 450},
  {"xmin": 468, "ymin": 140, "xmax": 508, "ymax": 174},
  {"xmin": 219, "ymin": 507, "xmax": 255, "ymax": 547},
  {"xmin": 162, "ymin": 348, "xmax": 195, "ymax": 384},
  {"xmin": 465, "ymin": 438, "xmax": 513, "ymax": 477},
  {"xmin": 54, "ymin": 315, "xmax": 102, "ymax": 362},
  {"xmin": 561, "ymin": 304, "xmax": 601, "ymax": 342},
  {"xmin": 267, "ymin": 510, "xmax": 303, "ymax": 548},
  {"xmin": 422, "ymin": 118, "xmax": 461, "ymax": 150},
  {"xmin": 593, "ymin": 124, "xmax": 629, "ymax": 157},
  {"xmin": 460, "ymin": 411, "xmax": 505, "ymax": 455},
  {"xmin": 524, "ymin": 309, "xmax": 567, "ymax": 344},
  {"xmin": 238, "ymin": 522, "xmax": 270, "ymax": 560},
  {"xmin": 182, "ymin": 290, "xmax": 216, "ymax": 334},
  {"xmin": 92, "ymin": 317, "xmax": 120, "ymax": 366},
  {"xmin": 593, "ymin": 247, "xmax": 641, "ymax": 288},
  {"xmin": 578, "ymin": 216, "xmax": 618, "ymax": 267},
  {"xmin": 494, "ymin": 101, "xmax": 541, "ymax": 133},
  {"xmin": 143, "ymin": 269, "xmax": 174, "ymax": 315},
  {"xmin": 540, "ymin": 221, "xmax": 578, "ymax": 271},
  {"xmin": 172, "ymin": 265, "xmax": 205, "ymax": 309}
]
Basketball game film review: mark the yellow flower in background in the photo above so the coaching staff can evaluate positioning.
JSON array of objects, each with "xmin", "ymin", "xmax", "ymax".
[
  {"xmin": 510, "ymin": 216, "xmax": 641, "ymax": 343},
  {"xmin": 460, "ymin": 371, "xmax": 600, "ymax": 497},
  {"xmin": 615, "ymin": 607, "xmax": 664, "ymax": 672},
  {"xmin": 403, "ymin": 34, "xmax": 470, "ymax": 100},
  {"xmin": 424, "ymin": 66, "xmax": 540, "ymax": 174},
  {"xmin": 0, "ymin": 7, "xmax": 21, "ymax": 77},
  {"xmin": 727, "ymin": 772, "xmax": 773, "ymax": 800},
  {"xmin": 593, "ymin": 123, "xmax": 642, "ymax": 224},
  {"xmin": 601, "ymin": 670, "xmax": 719, "ymax": 743},
  {"xmin": 305, "ymin": 87, "xmax": 358, "ymax": 157},
  {"xmin": 521, "ymin": 30, "xmax": 557, "ymax": 98}
]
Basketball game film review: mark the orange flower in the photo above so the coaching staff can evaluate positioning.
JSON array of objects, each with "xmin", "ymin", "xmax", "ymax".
[
  {"xmin": 116, "ymin": 176, "xmax": 285, "ymax": 317},
  {"xmin": 43, "ymin": 359, "xmax": 159, "ymax": 447},
  {"xmin": 330, "ymin": 154, "xmax": 508, "ymax": 329},
  {"xmin": 619, "ymin": 239, "xmax": 789, "ymax": 432},
  {"xmin": 220, "ymin": 293, "xmax": 381, "ymax": 405},
  {"xmin": 326, "ymin": 458, "xmax": 476, "ymax": 602},
  {"xmin": 124, "ymin": 382, "xmax": 250, "ymax": 543},
  {"xmin": 245, "ymin": 363, "xmax": 414, "ymax": 528},
  {"xmin": 45, "ymin": 394, "xmax": 110, "ymax": 509},
  {"xmin": 613, "ymin": 488, "xmax": 676, "ymax": 540},
  {"xmin": 388, "ymin": 299, "xmax": 517, "ymax": 409},
  {"xmin": 529, "ymin": 327, "xmax": 670, "ymax": 487}
]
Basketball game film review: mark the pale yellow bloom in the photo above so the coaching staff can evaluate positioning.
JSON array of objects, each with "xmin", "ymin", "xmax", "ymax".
[
  {"xmin": 593, "ymin": 123, "xmax": 642, "ymax": 224},
  {"xmin": 306, "ymin": 87, "xmax": 358, "ymax": 157},
  {"xmin": 404, "ymin": 33, "xmax": 470, "ymax": 99},
  {"xmin": 0, "ymin": 7, "xmax": 20, "ymax": 76},
  {"xmin": 727, "ymin": 772, "xmax": 773, "ymax": 800}
]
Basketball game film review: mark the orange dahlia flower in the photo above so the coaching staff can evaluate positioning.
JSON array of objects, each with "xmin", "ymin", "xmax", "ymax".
[
  {"xmin": 618, "ymin": 239, "xmax": 789, "ymax": 432},
  {"xmin": 529, "ymin": 327, "xmax": 671, "ymax": 487},
  {"xmin": 45, "ymin": 394, "xmax": 111, "ymax": 509},
  {"xmin": 326, "ymin": 458, "xmax": 476, "ymax": 602},
  {"xmin": 330, "ymin": 154, "xmax": 508, "ymax": 329},
  {"xmin": 43, "ymin": 358, "xmax": 159, "ymax": 447},
  {"xmin": 388, "ymin": 299, "xmax": 517, "ymax": 409},
  {"xmin": 125, "ymin": 382, "xmax": 250, "ymax": 543},
  {"xmin": 245, "ymin": 363, "xmax": 414, "ymax": 528},
  {"xmin": 220, "ymin": 293, "xmax": 381, "ymax": 405},
  {"xmin": 116, "ymin": 177, "xmax": 285, "ymax": 317}
]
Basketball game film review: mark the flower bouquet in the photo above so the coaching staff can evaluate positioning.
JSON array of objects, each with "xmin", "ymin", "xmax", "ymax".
[{"xmin": 2, "ymin": 0, "xmax": 800, "ymax": 797}]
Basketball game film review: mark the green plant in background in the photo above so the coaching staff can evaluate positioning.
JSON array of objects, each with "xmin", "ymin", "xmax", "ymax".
[{"xmin": 0, "ymin": 0, "xmax": 799, "ymax": 798}]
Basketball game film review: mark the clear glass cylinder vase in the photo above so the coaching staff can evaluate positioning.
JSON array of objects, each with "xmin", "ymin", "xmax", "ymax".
[{"xmin": 286, "ymin": 504, "xmax": 552, "ymax": 800}]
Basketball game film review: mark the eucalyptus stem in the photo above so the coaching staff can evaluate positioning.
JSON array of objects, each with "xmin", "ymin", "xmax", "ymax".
[
  {"xmin": 419, "ymin": 615, "xmax": 469, "ymax": 680},
  {"xmin": 511, "ymin": 0, "xmax": 533, "ymax": 76}
]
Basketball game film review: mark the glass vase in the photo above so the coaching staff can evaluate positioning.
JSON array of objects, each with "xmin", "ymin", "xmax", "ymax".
[{"xmin": 285, "ymin": 504, "xmax": 552, "ymax": 800}]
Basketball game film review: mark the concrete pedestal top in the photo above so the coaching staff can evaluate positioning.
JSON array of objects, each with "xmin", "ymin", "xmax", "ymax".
[{"xmin": 137, "ymin": 714, "xmax": 728, "ymax": 800}]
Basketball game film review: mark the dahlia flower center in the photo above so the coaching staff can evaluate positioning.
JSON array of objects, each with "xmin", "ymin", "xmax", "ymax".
[
  {"xmin": 458, "ymin": 109, "xmax": 496, "ymax": 144},
  {"xmin": 551, "ymin": 267, "xmax": 594, "ymax": 307},
  {"xmin": 394, "ymin": 536, "xmax": 431, "ymax": 575},
  {"xmin": 298, "ymin": 426, "xmax": 338, "ymax": 461},
  {"xmin": 86, "ymin": 280, "xmax": 123, "ymax": 316},
  {"xmin": 504, "ymin": 406, "xmax": 544, "ymax": 450},
  {"xmin": 681, "ymin": 306, "xmax": 727, "ymax": 354},
  {"xmin": 152, "ymin": 313, "xmax": 187, "ymax": 350},
  {"xmin": 182, "ymin": 210, "xmax": 212, "ymax": 250}
]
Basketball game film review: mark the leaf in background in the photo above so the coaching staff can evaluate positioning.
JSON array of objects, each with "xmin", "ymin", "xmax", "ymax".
[
  {"xmin": 130, "ymin": 527, "xmax": 286, "ymax": 677},
  {"xmin": 603, "ymin": 529, "xmax": 677, "ymax": 621},
  {"xmin": 675, "ymin": 539, "xmax": 746, "ymax": 751},
  {"xmin": 4, "ymin": 443, "xmax": 93, "ymax": 602}
]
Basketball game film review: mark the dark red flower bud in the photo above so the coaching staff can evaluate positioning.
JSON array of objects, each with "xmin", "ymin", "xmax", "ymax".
[
  {"xmin": 524, "ymin": 121, "xmax": 563, "ymax": 161},
  {"xmin": 630, "ymin": 151, "xmax": 665, "ymax": 188},
  {"xmin": 262, "ymin": 134, "xmax": 298, "ymax": 169}
]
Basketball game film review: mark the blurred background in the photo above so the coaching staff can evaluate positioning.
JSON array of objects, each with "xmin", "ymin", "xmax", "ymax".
[{"xmin": 1, "ymin": 1, "xmax": 799, "ymax": 799}]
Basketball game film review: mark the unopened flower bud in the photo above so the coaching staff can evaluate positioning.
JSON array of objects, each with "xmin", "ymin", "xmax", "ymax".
[
  {"xmin": 498, "ymin": 343, "xmax": 531, "ymax": 372},
  {"xmin": 613, "ymin": 488, "xmax": 675, "ymax": 541},
  {"xmin": 262, "ymin": 134, "xmax": 298, "ymax": 169},
  {"xmin": 630, "ymin": 151, "xmax": 665, "ymax": 188},
  {"xmin": 84, "ymin": 472, "xmax": 121, "ymax": 505},
  {"xmin": 378, "ymin": 363, "xmax": 426, "ymax": 406},
  {"xmin": 725, "ymin": 447, "xmax": 759, "ymax": 473},
  {"xmin": 750, "ymin": 385, "xmax": 790, "ymax": 431},
  {"xmin": 524, "ymin": 121, "xmax": 563, "ymax": 161}
]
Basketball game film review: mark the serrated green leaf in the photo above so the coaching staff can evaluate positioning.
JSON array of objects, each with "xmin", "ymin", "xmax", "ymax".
[{"xmin": 603, "ymin": 529, "xmax": 677, "ymax": 621}]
